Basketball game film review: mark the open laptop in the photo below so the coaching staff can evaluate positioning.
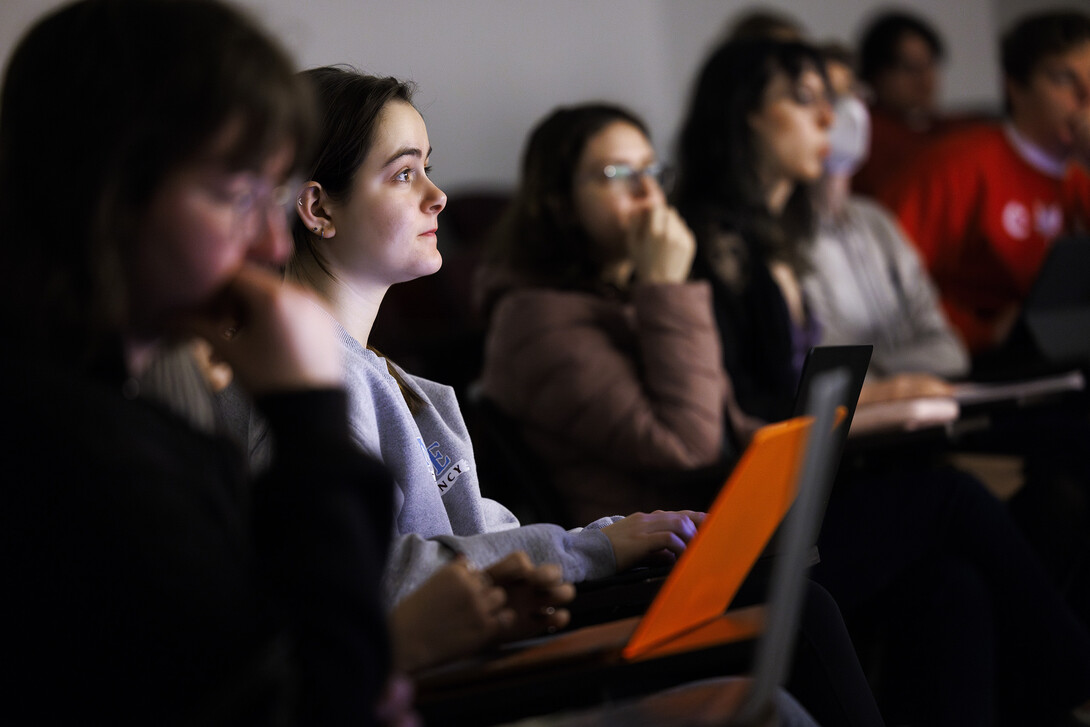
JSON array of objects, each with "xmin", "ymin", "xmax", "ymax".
[
  {"xmin": 977, "ymin": 235, "xmax": 1090, "ymax": 378},
  {"xmin": 463, "ymin": 370, "xmax": 850, "ymax": 727},
  {"xmin": 567, "ymin": 344, "xmax": 869, "ymax": 624},
  {"xmin": 414, "ymin": 373, "xmax": 848, "ymax": 725},
  {"xmin": 726, "ymin": 368, "xmax": 847, "ymax": 724},
  {"xmin": 750, "ymin": 345, "xmax": 869, "ymax": 562},
  {"xmin": 792, "ymin": 345, "xmax": 871, "ymax": 429}
]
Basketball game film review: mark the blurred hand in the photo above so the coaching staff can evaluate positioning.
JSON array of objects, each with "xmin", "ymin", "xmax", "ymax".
[
  {"xmin": 627, "ymin": 203, "xmax": 696, "ymax": 285},
  {"xmin": 177, "ymin": 264, "xmax": 343, "ymax": 394},
  {"xmin": 390, "ymin": 557, "xmax": 511, "ymax": 673},
  {"xmin": 601, "ymin": 510, "xmax": 705, "ymax": 572},
  {"xmin": 485, "ymin": 551, "xmax": 576, "ymax": 640}
]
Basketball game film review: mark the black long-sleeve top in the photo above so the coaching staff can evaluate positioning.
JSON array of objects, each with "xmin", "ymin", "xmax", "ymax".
[{"xmin": 1, "ymin": 348, "xmax": 393, "ymax": 726}]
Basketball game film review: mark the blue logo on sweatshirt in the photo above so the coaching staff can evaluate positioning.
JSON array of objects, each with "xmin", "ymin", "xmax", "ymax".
[
  {"xmin": 417, "ymin": 438, "xmax": 433, "ymax": 473},
  {"xmin": 425, "ymin": 440, "xmax": 470, "ymax": 496}
]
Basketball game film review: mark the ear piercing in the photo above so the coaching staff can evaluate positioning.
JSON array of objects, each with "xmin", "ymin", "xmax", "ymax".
[{"xmin": 297, "ymin": 198, "xmax": 303, "ymax": 206}]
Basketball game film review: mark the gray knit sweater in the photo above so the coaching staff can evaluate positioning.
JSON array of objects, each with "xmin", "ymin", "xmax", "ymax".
[{"xmin": 804, "ymin": 196, "xmax": 970, "ymax": 379}]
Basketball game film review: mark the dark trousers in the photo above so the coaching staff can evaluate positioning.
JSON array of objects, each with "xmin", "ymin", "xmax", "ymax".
[
  {"xmin": 784, "ymin": 581, "xmax": 887, "ymax": 727},
  {"xmin": 968, "ymin": 402, "xmax": 1090, "ymax": 627},
  {"xmin": 813, "ymin": 464, "xmax": 1090, "ymax": 726}
]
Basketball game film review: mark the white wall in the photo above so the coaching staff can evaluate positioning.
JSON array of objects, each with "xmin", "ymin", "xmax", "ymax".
[{"xmin": 0, "ymin": 0, "xmax": 1066, "ymax": 192}]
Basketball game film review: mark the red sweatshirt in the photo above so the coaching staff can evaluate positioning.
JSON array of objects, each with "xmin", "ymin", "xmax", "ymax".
[{"xmin": 880, "ymin": 122, "xmax": 1090, "ymax": 353}]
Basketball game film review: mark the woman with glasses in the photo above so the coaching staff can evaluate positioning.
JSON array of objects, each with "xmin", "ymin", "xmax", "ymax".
[
  {"xmin": 478, "ymin": 102, "xmax": 889, "ymax": 727},
  {"xmin": 0, "ymin": 1, "xmax": 408, "ymax": 724},
  {"xmin": 478, "ymin": 104, "xmax": 753, "ymax": 527}
]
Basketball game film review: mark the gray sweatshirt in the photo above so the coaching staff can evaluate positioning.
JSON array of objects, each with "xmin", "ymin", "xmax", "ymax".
[
  {"xmin": 339, "ymin": 325, "xmax": 621, "ymax": 605},
  {"xmin": 222, "ymin": 321, "xmax": 619, "ymax": 607}
]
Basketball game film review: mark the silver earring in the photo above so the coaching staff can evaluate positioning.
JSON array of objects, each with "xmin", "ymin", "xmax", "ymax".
[{"xmin": 297, "ymin": 198, "xmax": 304, "ymax": 206}]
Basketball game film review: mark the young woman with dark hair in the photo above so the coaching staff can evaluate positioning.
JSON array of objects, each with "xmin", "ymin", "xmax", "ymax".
[
  {"xmin": 675, "ymin": 36, "xmax": 1090, "ymax": 727},
  {"xmin": 676, "ymin": 39, "xmax": 831, "ymax": 424},
  {"xmin": 230, "ymin": 67, "xmax": 706, "ymax": 618},
  {"xmin": 0, "ymin": 1, "xmax": 403, "ymax": 725}
]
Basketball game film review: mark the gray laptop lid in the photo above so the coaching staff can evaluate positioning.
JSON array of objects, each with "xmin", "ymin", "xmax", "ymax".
[{"xmin": 724, "ymin": 368, "xmax": 849, "ymax": 725}]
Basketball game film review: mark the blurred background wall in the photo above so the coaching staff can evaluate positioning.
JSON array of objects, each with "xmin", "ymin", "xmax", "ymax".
[{"xmin": 3, "ymin": 0, "xmax": 1089, "ymax": 193}]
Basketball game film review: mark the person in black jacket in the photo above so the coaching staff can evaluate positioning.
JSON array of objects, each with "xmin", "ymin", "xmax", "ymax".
[{"xmin": 0, "ymin": 1, "xmax": 404, "ymax": 724}]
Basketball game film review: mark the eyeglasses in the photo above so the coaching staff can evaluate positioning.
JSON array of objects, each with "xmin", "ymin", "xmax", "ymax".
[
  {"xmin": 587, "ymin": 162, "xmax": 676, "ymax": 195},
  {"xmin": 230, "ymin": 177, "xmax": 301, "ymax": 238},
  {"xmin": 785, "ymin": 81, "xmax": 834, "ymax": 109}
]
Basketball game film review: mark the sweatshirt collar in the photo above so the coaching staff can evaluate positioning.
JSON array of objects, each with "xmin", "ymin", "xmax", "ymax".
[{"xmin": 1004, "ymin": 122, "xmax": 1069, "ymax": 178}]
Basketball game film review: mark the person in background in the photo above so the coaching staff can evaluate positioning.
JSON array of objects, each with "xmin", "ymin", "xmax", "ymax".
[
  {"xmin": 676, "ymin": 38, "xmax": 831, "ymax": 422},
  {"xmin": 852, "ymin": 10, "xmax": 979, "ymax": 198},
  {"xmin": 880, "ymin": 10, "xmax": 1090, "ymax": 358},
  {"xmin": 477, "ymin": 103, "xmax": 739, "ymax": 526},
  {"xmin": 477, "ymin": 101, "xmax": 887, "ymax": 727},
  {"xmin": 880, "ymin": 10, "xmax": 1090, "ymax": 638},
  {"xmin": 725, "ymin": 8, "xmax": 804, "ymax": 43},
  {"xmin": 805, "ymin": 43, "xmax": 970, "ymax": 399},
  {"xmin": 676, "ymin": 36, "xmax": 1090, "ymax": 727},
  {"xmin": 0, "ymin": 1, "xmax": 408, "ymax": 724}
]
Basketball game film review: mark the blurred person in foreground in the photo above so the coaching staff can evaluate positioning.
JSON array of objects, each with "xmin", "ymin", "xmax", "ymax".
[{"xmin": 0, "ymin": 1, "xmax": 409, "ymax": 724}]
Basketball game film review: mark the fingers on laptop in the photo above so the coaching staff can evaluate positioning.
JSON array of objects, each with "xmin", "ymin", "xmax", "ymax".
[{"xmin": 601, "ymin": 510, "xmax": 703, "ymax": 571}]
